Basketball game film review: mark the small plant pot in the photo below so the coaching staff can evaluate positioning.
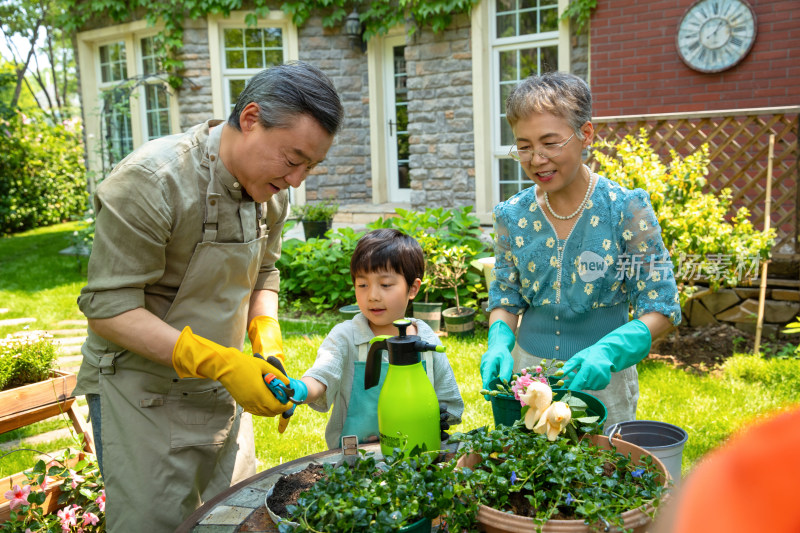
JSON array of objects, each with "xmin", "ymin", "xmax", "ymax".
[
  {"xmin": 302, "ymin": 219, "xmax": 332, "ymax": 240},
  {"xmin": 339, "ymin": 304, "xmax": 361, "ymax": 320},
  {"xmin": 442, "ymin": 307, "xmax": 476, "ymax": 338},
  {"xmin": 399, "ymin": 517, "xmax": 432, "ymax": 532},
  {"xmin": 413, "ymin": 301, "xmax": 443, "ymax": 333},
  {"xmin": 490, "ymin": 389, "xmax": 607, "ymax": 430},
  {"xmin": 456, "ymin": 435, "xmax": 671, "ymax": 533}
]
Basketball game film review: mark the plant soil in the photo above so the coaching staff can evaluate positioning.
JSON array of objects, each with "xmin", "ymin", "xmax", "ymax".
[
  {"xmin": 648, "ymin": 322, "xmax": 794, "ymax": 373},
  {"xmin": 267, "ymin": 463, "xmax": 326, "ymax": 518}
]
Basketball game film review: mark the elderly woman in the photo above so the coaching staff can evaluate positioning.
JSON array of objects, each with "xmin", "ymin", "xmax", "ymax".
[{"xmin": 480, "ymin": 71, "xmax": 681, "ymax": 427}]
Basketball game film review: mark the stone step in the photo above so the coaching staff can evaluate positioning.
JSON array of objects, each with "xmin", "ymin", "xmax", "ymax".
[{"xmin": 0, "ymin": 317, "xmax": 37, "ymax": 327}]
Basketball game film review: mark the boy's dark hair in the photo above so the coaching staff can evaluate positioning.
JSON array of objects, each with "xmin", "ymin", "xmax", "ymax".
[{"xmin": 350, "ymin": 229, "xmax": 425, "ymax": 288}]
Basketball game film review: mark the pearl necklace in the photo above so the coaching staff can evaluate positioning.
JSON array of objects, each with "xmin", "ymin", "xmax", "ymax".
[{"xmin": 544, "ymin": 171, "xmax": 593, "ymax": 221}]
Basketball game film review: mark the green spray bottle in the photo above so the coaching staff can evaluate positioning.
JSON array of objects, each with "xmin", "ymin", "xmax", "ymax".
[{"xmin": 364, "ymin": 319, "xmax": 443, "ymax": 457}]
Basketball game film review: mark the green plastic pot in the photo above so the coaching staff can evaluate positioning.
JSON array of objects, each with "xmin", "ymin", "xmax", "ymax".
[
  {"xmin": 338, "ymin": 304, "xmax": 360, "ymax": 320},
  {"xmin": 442, "ymin": 306, "xmax": 476, "ymax": 338},
  {"xmin": 412, "ymin": 301, "xmax": 442, "ymax": 333},
  {"xmin": 399, "ymin": 517, "xmax": 432, "ymax": 532},
  {"xmin": 489, "ymin": 387, "xmax": 607, "ymax": 430}
]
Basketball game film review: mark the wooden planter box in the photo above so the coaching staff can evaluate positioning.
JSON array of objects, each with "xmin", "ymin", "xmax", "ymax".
[
  {"xmin": 0, "ymin": 371, "xmax": 77, "ymax": 433},
  {"xmin": 0, "ymin": 371, "xmax": 93, "ymax": 522}
]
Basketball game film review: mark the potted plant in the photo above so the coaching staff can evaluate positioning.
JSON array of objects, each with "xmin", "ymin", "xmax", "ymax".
[
  {"xmin": 0, "ymin": 332, "xmax": 79, "ymax": 430},
  {"xmin": 455, "ymin": 372, "xmax": 671, "ymax": 533},
  {"xmin": 429, "ymin": 245, "xmax": 476, "ymax": 337},
  {"xmin": 273, "ymin": 450, "xmax": 477, "ymax": 532},
  {"xmin": 412, "ymin": 234, "xmax": 445, "ymax": 333},
  {"xmin": 291, "ymin": 200, "xmax": 339, "ymax": 240},
  {"xmin": 1, "ymin": 447, "xmax": 105, "ymax": 531},
  {"xmin": 481, "ymin": 360, "xmax": 607, "ymax": 433}
]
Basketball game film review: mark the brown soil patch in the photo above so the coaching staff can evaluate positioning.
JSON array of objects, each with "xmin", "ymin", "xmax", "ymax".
[
  {"xmin": 266, "ymin": 463, "xmax": 325, "ymax": 518},
  {"xmin": 648, "ymin": 322, "xmax": 794, "ymax": 374}
]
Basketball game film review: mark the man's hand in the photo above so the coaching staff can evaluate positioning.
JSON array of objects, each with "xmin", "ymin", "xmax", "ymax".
[
  {"xmin": 172, "ymin": 326, "xmax": 291, "ymax": 417},
  {"xmin": 248, "ymin": 315, "xmax": 285, "ymax": 361}
]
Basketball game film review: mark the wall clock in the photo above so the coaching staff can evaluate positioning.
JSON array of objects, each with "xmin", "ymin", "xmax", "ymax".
[{"xmin": 676, "ymin": 0, "xmax": 757, "ymax": 73}]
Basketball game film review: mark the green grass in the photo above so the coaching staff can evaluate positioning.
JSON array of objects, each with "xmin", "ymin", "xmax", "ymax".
[
  {"xmin": 3, "ymin": 223, "xmax": 800, "ymax": 482},
  {"xmin": 0, "ymin": 222, "xmax": 88, "ymax": 337}
]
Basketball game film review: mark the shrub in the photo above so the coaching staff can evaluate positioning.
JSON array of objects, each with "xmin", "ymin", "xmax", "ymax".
[
  {"xmin": 277, "ymin": 226, "xmax": 364, "ymax": 312},
  {"xmin": 594, "ymin": 130, "xmax": 775, "ymax": 304},
  {"xmin": 276, "ymin": 206, "xmax": 493, "ymax": 313},
  {"xmin": 0, "ymin": 331, "xmax": 60, "ymax": 391},
  {"xmin": 0, "ymin": 110, "xmax": 88, "ymax": 235},
  {"xmin": 290, "ymin": 200, "xmax": 339, "ymax": 222},
  {"xmin": 370, "ymin": 206, "xmax": 491, "ymax": 310}
]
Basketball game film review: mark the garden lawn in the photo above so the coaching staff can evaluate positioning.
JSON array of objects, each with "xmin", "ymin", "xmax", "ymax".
[{"xmin": 2, "ymin": 224, "xmax": 800, "ymax": 480}]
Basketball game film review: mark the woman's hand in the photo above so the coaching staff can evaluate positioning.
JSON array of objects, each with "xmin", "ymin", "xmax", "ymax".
[{"xmin": 479, "ymin": 320, "xmax": 517, "ymax": 396}]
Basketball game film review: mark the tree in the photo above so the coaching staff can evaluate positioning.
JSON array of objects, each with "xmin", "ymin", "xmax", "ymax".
[{"xmin": 0, "ymin": 0, "xmax": 76, "ymax": 119}]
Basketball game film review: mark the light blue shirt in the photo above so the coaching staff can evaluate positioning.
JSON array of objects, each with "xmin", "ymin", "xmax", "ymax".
[{"xmin": 488, "ymin": 170, "xmax": 681, "ymax": 360}]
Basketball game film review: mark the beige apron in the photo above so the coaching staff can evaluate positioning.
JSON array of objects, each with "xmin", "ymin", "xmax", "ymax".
[
  {"xmin": 512, "ymin": 344, "xmax": 639, "ymax": 431},
  {"xmin": 99, "ymin": 124, "xmax": 268, "ymax": 532}
]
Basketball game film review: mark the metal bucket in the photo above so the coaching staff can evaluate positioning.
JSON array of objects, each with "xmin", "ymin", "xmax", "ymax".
[{"xmin": 605, "ymin": 420, "xmax": 688, "ymax": 481}]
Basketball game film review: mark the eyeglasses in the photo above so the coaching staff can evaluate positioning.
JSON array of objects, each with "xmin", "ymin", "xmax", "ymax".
[{"xmin": 508, "ymin": 133, "xmax": 576, "ymax": 162}]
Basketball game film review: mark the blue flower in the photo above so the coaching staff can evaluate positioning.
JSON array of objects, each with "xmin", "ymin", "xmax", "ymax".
[
  {"xmin": 631, "ymin": 468, "xmax": 645, "ymax": 478},
  {"xmin": 565, "ymin": 492, "xmax": 575, "ymax": 505},
  {"xmin": 510, "ymin": 471, "xmax": 517, "ymax": 485},
  {"xmin": 426, "ymin": 492, "xmax": 433, "ymax": 501}
]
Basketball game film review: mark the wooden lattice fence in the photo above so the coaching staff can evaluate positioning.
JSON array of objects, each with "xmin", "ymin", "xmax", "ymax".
[{"xmin": 588, "ymin": 106, "xmax": 800, "ymax": 258}]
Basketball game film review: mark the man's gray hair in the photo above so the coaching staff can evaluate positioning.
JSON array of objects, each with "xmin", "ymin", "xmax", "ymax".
[
  {"xmin": 506, "ymin": 71, "xmax": 592, "ymax": 134},
  {"xmin": 228, "ymin": 61, "xmax": 344, "ymax": 136}
]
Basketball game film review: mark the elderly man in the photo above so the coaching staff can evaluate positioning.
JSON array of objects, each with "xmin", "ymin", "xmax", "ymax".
[{"xmin": 74, "ymin": 61, "xmax": 343, "ymax": 532}]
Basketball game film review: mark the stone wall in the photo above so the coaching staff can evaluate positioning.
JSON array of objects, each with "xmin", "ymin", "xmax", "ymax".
[
  {"xmin": 405, "ymin": 13, "xmax": 476, "ymax": 210},
  {"xmin": 682, "ymin": 286, "xmax": 800, "ymax": 339},
  {"xmin": 297, "ymin": 17, "xmax": 371, "ymax": 204},
  {"xmin": 177, "ymin": 21, "xmax": 214, "ymax": 130}
]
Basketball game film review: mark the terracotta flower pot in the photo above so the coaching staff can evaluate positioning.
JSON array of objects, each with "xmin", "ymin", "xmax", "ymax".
[{"xmin": 457, "ymin": 435, "xmax": 671, "ymax": 533}]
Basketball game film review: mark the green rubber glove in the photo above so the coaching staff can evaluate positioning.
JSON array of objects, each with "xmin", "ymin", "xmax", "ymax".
[
  {"xmin": 480, "ymin": 320, "xmax": 517, "ymax": 395},
  {"xmin": 172, "ymin": 326, "xmax": 292, "ymax": 417},
  {"xmin": 561, "ymin": 319, "xmax": 652, "ymax": 391}
]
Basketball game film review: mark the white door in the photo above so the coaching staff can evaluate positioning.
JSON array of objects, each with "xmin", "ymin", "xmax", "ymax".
[{"xmin": 383, "ymin": 35, "xmax": 410, "ymax": 203}]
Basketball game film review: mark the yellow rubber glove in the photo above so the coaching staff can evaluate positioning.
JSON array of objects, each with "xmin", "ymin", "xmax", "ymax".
[
  {"xmin": 172, "ymin": 326, "xmax": 291, "ymax": 417},
  {"xmin": 248, "ymin": 315, "xmax": 285, "ymax": 362}
]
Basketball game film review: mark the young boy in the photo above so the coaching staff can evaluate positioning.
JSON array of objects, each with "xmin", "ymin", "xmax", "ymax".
[{"xmin": 299, "ymin": 228, "xmax": 464, "ymax": 449}]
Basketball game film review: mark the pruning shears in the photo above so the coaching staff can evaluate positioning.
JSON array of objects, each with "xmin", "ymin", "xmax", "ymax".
[{"xmin": 258, "ymin": 354, "xmax": 302, "ymax": 433}]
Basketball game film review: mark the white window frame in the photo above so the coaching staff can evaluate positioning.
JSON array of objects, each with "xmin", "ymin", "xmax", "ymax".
[
  {"xmin": 471, "ymin": 0, "xmax": 572, "ymax": 224},
  {"xmin": 208, "ymin": 10, "xmax": 299, "ymax": 200},
  {"xmin": 77, "ymin": 21, "xmax": 181, "ymax": 179}
]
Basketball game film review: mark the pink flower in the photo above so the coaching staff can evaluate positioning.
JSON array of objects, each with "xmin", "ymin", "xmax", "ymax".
[
  {"xmin": 511, "ymin": 374, "xmax": 534, "ymax": 404},
  {"xmin": 69, "ymin": 469, "xmax": 86, "ymax": 489},
  {"xmin": 83, "ymin": 511, "xmax": 100, "ymax": 526},
  {"xmin": 534, "ymin": 366, "xmax": 543, "ymax": 374},
  {"xmin": 4, "ymin": 484, "xmax": 31, "ymax": 510},
  {"xmin": 41, "ymin": 475, "xmax": 55, "ymax": 490},
  {"xmin": 58, "ymin": 504, "xmax": 80, "ymax": 529},
  {"xmin": 95, "ymin": 490, "xmax": 105, "ymax": 512}
]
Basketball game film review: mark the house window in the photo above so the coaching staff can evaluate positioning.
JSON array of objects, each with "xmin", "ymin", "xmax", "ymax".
[
  {"xmin": 92, "ymin": 35, "xmax": 174, "ymax": 170},
  {"xmin": 140, "ymin": 36, "xmax": 172, "ymax": 141},
  {"xmin": 493, "ymin": 0, "xmax": 559, "ymax": 201},
  {"xmin": 98, "ymin": 41, "xmax": 133, "ymax": 168},
  {"xmin": 221, "ymin": 27, "xmax": 284, "ymax": 114}
]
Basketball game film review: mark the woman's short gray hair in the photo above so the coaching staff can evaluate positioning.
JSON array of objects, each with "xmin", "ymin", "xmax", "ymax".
[
  {"xmin": 228, "ymin": 61, "xmax": 344, "ymax": 136},
  {"xmin": 505, "ymin": 71, "xmax": 592, "ymax": 134}
]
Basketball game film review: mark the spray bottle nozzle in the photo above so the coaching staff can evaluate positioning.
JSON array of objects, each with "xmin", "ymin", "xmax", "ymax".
[{"xmin": 393, "ymin": 319, "xmax": 412, "ymax": 338}]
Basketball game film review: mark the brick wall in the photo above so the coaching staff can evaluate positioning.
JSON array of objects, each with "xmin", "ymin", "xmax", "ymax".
[
  {"xmin": 405, "ymin": 13, "xmax": 476, "ymax": 210},
  {"xmin": 590, "ymin": 0, "xmax": 799, "ymax": 116}
]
